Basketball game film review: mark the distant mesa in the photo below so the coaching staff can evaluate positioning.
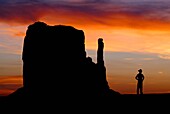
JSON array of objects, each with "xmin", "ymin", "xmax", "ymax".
[{"xmin": 8, "ymin": 21, "xmax": 120, "ymax": 99}]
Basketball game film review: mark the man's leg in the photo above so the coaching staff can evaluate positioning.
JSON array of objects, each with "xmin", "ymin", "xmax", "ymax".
[
  {"xmin": 140, "ymin": 85, "xmax": 143, "ymax": 95},
  {"xmin": 137, "ymin": 84, "xmax": 139, "ymax": 95}
]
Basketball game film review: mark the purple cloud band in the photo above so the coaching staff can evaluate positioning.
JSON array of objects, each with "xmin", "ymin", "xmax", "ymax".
[{"xmin": 0, "ymin": 0, "xmax": 170, "ymax": 26}]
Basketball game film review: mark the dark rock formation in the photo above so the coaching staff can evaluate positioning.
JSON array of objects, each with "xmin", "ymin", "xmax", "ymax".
[
  {"xmin": 8, "ymin": 21, "xmax": 120, "ymax": 99},
  {"xmin": 22, "ymin": 22, "xmax": 87, "ymax": 97}
]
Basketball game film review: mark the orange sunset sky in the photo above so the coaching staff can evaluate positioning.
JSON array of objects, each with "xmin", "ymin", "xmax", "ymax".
[{"xmin": 1, "ymin": 0, "xmax": 170, "ymax": 96}]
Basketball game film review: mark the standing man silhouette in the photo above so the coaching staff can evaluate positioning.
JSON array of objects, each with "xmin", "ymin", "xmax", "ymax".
[{"xmin": 135, "ymin": 69, "xmax": 145, "ymax": 95}]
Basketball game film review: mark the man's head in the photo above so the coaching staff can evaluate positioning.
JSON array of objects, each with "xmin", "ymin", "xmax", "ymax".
[{"xmin": 138, "ymin": 69, "xmax": 142, "ymax": 73}]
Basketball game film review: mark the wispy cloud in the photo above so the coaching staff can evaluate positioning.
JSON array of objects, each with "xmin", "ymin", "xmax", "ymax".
[
  {"xmin": 0, "ymin": 24, "xmax": 25, "ymax": 55},
  {"xmin": 158, "ymin": 54, "xmax": 170, "ymax": 60},
  {"xmin": 0, "ymin": 0, "xmax": 170, "ymax": 30},
  {"xmin": 0, "ymin": 76, "xmax": 22, "ymax": 96}
]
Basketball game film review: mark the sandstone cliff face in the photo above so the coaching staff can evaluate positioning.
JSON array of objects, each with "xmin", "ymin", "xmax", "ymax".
[{"xmin": 17, "ymin": 21, "xmax": 119, "ymax": 97}]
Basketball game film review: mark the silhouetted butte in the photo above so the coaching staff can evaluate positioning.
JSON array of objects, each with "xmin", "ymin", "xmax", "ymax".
[{"xmin": 9, "ymin": 21, "xmax": 120, "ymax": 99}]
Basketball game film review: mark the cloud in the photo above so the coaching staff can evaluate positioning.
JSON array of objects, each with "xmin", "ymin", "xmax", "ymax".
[
  {"xmin": 142, "ymin": 58, "xmax": 155, "ymax": 60},
  {"xmin": 0, "ymin": 0, "xmax": 170, "ymax": 30},
  {"xmin": 0, "ymin": 76, "xmax": 22, "ymax": 96},
  {"xmin": 124, "ymin": 58, "xmax": 134, "ymax": 60},
  {"xmin": 0, "ymin": 2, "xmax": 47, "ymax": 25},
  {"xmin": 124, "ymin": 57, "xmax": 155, "ymax": 61},
  {"xmin": 158, "ymin": 54, "xmax": 170, "ymax": 60},
  {"xmin": 0, "ymin": 23, "xmax": 25, "ymax": 56}
]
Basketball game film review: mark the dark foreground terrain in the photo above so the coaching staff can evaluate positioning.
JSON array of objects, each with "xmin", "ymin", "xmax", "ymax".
[{"xmin": 0, "ymin": 93, "xmax": 169, "ymax": 112}]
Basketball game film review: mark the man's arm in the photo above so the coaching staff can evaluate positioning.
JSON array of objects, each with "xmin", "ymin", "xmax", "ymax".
[
  {"xmin": 142, "ymin": 74, "xmax": 145, "ymax": 80},
  {"xmin": 135, "ymin": 75, "xmax": 138, "ymax": 80}
]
